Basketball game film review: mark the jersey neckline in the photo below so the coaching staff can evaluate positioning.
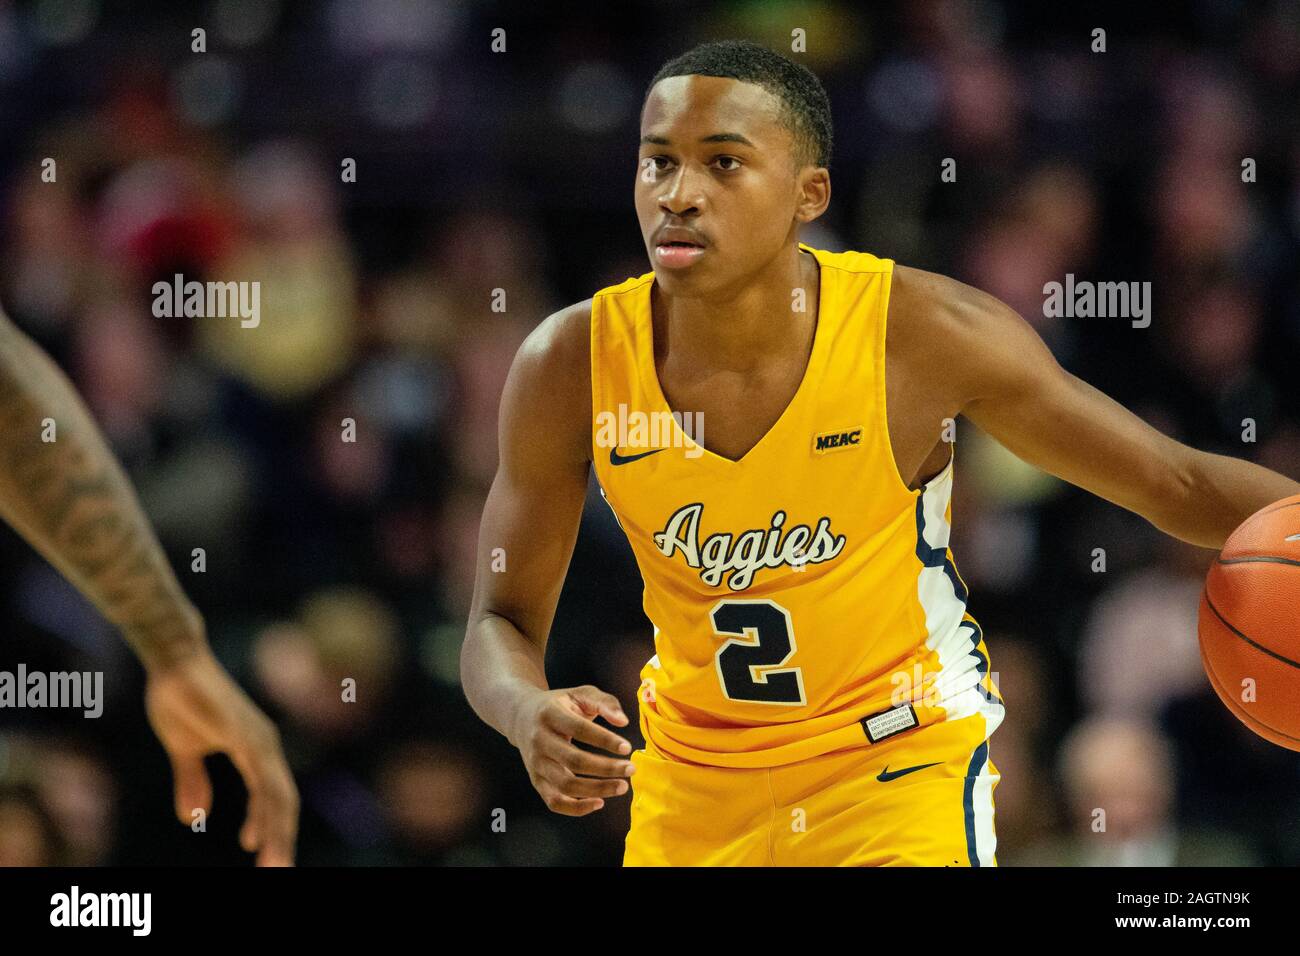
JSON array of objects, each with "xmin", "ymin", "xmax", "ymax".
[{"xmin": 640, "ymin": 242, "xmax": 830, "ymax": 467}]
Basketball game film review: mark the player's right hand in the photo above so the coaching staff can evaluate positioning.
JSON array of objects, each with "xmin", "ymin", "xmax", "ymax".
[{"xmin": 510, "ymin": 685, "xmax": 635, "ymax": 816}]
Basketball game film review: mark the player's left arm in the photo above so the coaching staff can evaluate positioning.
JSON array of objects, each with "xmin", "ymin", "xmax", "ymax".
[
  {"xmin": 0, "ymin": 307, "xmax": 298, "ymax": 864},
  {"xmin": 900, "ymin": 266, "xmax": 1300, "ymax": 549}
]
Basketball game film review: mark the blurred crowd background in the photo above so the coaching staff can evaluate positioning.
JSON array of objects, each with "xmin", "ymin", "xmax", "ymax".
[{"xmin": 1, "ymin": 0, "xmax": 1300, "ymax": 866}]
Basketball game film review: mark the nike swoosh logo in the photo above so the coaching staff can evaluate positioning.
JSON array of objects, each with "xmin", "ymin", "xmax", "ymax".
[
  {"xmin": 609, "ymin": 447, "xmax": 667, "ymax": 466},
  {"xmin": 876, "ymin": 761, "xmax": 942, "ymax": 782}
]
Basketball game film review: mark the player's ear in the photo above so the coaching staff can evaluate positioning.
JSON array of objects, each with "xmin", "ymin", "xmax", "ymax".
[{"xmin": 795, "ymin": 164, "xmax": 830, "ymax": 225}]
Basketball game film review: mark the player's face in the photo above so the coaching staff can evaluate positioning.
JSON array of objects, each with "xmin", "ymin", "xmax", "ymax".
[{"xmin": 637, "ymin": 75, "xmax": 816, "ymax": 294}]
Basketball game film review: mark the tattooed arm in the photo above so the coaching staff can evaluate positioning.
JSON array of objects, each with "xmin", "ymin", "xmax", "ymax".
[
  {"xmin": 0, "ymin": 318, "xmax": 205, "ymax": 668},
  {"xmin": 0, "ymin": 309, "xmax": 299, "ymax": 865}
]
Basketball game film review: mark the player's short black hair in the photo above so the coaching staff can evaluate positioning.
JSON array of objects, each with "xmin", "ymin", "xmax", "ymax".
[{"xmin": 645, "ymin": 39, "xmax": 833, "ymax": 170}]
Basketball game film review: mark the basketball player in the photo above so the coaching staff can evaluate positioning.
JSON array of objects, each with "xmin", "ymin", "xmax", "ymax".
[
  {"xmin": 460, "ymin": 40, "xmax": 1300, "ymax": 865},
  {"xmin": 0, "ymin": 309, "xmax": 298, "ymax": 865}
]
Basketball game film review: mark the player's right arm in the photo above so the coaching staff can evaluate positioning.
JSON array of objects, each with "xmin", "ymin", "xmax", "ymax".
[{"xmin": 460, "ymin": 301, "xmax": 634, "ymax": 817}]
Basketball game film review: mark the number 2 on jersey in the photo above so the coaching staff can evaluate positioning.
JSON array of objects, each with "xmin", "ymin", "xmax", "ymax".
[{"xmin": 710, "ymin": 599, "xmax": 807, "ymax": 705}]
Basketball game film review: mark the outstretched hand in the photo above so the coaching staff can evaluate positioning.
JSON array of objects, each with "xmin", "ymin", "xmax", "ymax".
[{"xmin": 144, "ymin": 650, "xmax": 299, "ymax": 866}]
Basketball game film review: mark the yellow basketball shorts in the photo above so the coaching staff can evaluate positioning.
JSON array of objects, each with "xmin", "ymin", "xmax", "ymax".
[{"xmin": 623, "ymin": 714, "xmax": 999, "ymax": 866}]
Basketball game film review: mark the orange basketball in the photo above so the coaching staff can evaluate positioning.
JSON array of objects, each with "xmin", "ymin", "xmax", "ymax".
[{"xmin": 1199, "ymin": 494, "xmax": 1300, "ymax": 750}]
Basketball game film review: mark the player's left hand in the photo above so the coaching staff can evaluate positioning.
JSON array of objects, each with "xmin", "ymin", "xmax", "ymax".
[{"xmin": 144, "ymin": 647, "xmax": 300, "ymax": 866}]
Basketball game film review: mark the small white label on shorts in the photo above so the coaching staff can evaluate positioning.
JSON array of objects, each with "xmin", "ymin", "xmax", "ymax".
[{"xmin": 861, "ymin": 703, "xmax": 919, "ymax": 743}]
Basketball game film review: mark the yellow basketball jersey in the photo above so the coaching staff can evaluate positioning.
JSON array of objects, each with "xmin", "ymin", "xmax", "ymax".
[{"xmin": 589, "ymin": 242, "xmax": 1005, "ymax": 769}]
